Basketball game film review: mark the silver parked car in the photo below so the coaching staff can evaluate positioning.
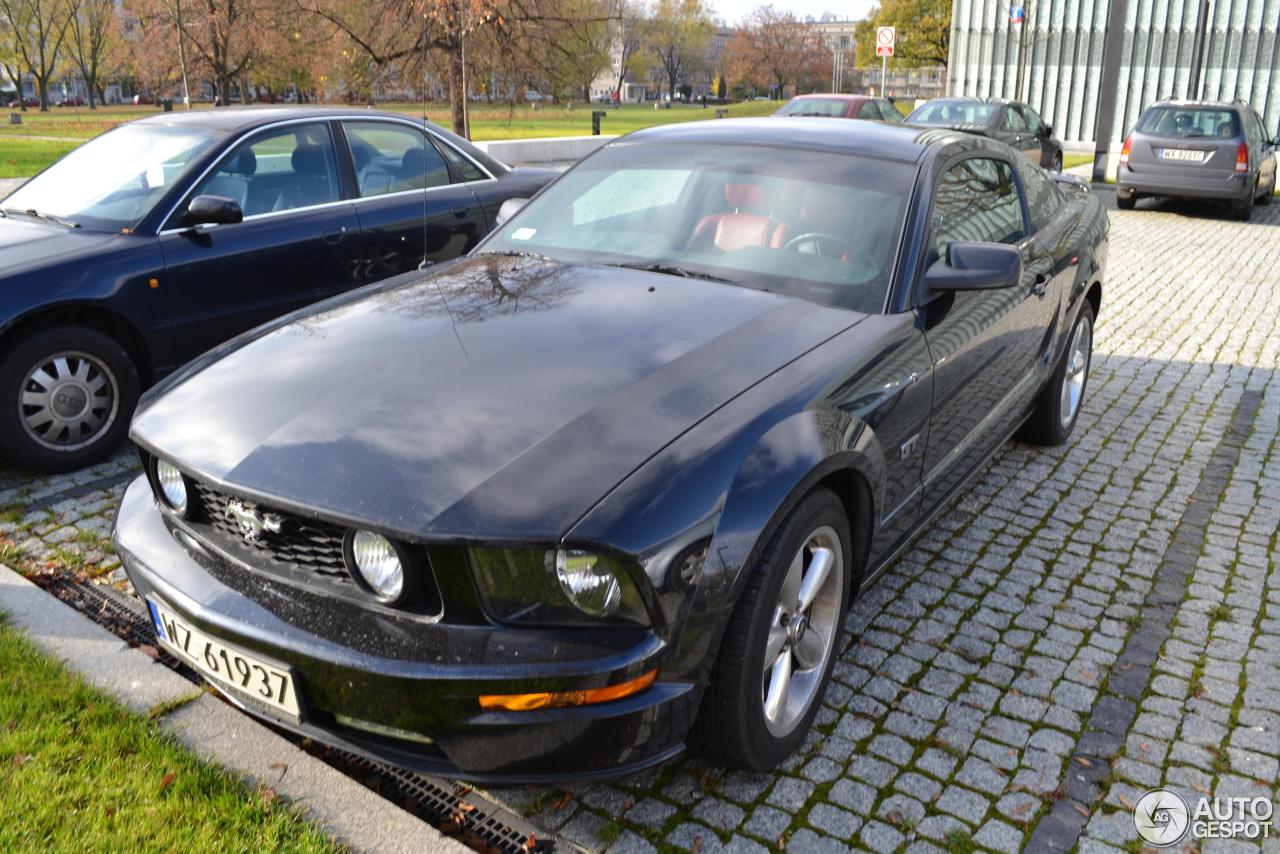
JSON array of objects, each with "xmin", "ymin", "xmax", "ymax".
[{"xmin": 1116, "ymin": 99, "xmax": 1277, "ymax": 220}]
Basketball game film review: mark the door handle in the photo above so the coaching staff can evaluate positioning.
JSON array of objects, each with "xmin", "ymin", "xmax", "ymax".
[
  {"xmin": 321, "ymin": 226, "xmax": 347, "ymax": 245},
  {"xmin": 1032, "ymin": 273, "xmax": 1050, "ymax": 297},
  {"xmin": 451, "ymin": 206, "xmax": 469, "ymax": 218}
]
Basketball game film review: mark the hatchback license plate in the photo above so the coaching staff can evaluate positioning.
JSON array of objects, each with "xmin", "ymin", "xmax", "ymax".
[
  {"xmin": 148, "ymin": 599, "xmax": 302, "ymax": 720},
  {"xmin": 1160, "ymin": 148, "xmax": 1205, "ymax": 162}
]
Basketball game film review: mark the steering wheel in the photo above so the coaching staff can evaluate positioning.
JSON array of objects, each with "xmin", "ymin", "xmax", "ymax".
[{"xmin": 783, "ymin": 232, "xmax": 858, "ymax": 259}]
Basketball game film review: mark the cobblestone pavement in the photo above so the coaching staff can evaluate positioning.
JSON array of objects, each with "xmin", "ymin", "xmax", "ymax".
[{"xmin": 1, "ymin": 192, "xmax": 1277, "ymax": 853}]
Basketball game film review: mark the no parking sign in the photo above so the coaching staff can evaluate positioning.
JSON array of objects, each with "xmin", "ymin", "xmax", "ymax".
[{"xmin": 876, "ymin": 26, "xmax": 895, "ymax": 57}]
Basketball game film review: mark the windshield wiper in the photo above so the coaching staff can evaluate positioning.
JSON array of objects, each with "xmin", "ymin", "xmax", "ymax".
[
  {"xmin": 2, "ymin": 207, "xmax": 80, "ymax": 228},
  {"xmin": 610, "ymin": 261, "xmax": 735, "ymax": 284}
]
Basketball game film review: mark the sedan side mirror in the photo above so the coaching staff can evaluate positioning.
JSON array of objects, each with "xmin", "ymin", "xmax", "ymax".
[
  {"xmin": 495, "ymin": 197, "xmax": 528, "ymax": 227},
  {"xmin": 1043, "ymin": 124, "xmax": 1053, "ymax": 136},
  {"xmin": 925, "ymin": 242, "xmax": 1023, "ymax": 293},
  {"xmin": 186, "ymin": 194, "xmax": 243, "ymax": 227}
]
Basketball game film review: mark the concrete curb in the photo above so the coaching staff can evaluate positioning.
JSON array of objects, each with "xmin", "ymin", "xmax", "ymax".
[{"xmin": 0, "ymin": 566, "xmax": 467, "ymax": 854}]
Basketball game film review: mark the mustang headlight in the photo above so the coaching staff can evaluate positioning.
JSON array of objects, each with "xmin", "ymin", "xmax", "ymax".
[
  {"xmin": 155, "ymin": 459, "xmax": 188, "ymax": 514},
  {"xmin": 470, "ymin": 548, "xmax": 649, "ymax": 626},
  {"xmin": 347, "ymin": 530, "xmax": 404, "ymax": 602}
]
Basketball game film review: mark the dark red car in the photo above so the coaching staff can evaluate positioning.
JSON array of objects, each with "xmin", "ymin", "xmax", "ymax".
[
  {"xmin": 6, "ymin": 97, "xmax": 39, "ymax": 108},
  {"xmin": 775, "ymin": 94, "xmax": 903, "ymax": 123}
]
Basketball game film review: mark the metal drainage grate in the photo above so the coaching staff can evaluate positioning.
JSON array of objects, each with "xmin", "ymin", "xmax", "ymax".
[{"xmin": 38, "ymin": 576, "xmax": 554, "ymax": 854}]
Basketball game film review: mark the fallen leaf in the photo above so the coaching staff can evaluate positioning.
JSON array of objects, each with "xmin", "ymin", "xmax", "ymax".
[
  {"xmin": 550, "ymin": 792, "xmax": 573, "ymax": 812},
  {"xmin": 137, "ymin": 644, "xmax": 160, "ymax": 661},
  {"xmin": 1075, "ymin": 756, "xmax": 1093, "ymax": 767},
  {"xmin": 1120, "ymin": 794, "xmax": 1136, "ymax": 810},
  {"xmin": 699, "ymin": 768, "xmax": 712, "ymax": 788},
  {"xmin": 1192, "ymin": 783, "xmax": 1212, "ymax": 796},
  {"xmin": 457, "ymin": 803, "xmax": 476, "ymax": 813},
  {"xmin": 1139, "ymin": 741, "xmax": 1149, "ymax": 752},
  {"xmin": 523, "ymin": 834, "xmax": 538, "ymax": 851},
  {"xmin": 158, "ymin": 771, "xmax": 176, "ymax": 792},
  {"xmin": 260, "ymin": 787, "xmax": 279, "ymax": 804},
  {"xmin": 1012, "ymin": 802, "xmax": 1033, "ymax": 816},
  {"xmin": 777, "ymin": 834, "xmax": 786, "ymax": 848},
  {"xmin": 11, "ymin": 753, "xmax": 31, "ymax": 767},
  {"xmin": 1073, "ymin": 803, "xmax": 1090, "ymax": 818},
  {"xmin": 690, "ymin": 835, "xmax": 702, "ymax": 854}
]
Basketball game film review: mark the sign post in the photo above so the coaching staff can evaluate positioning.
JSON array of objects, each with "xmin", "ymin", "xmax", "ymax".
[{"xmin": 875, "ymin": 27, "xmax": 895, "ymax": 96}]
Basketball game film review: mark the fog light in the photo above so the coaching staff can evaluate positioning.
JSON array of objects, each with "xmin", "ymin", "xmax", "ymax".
[
  {"xmin": 349, "ymin": 530, "xmax": 403, "ymax": 601},
  {"xmin": 155, "ymin": 460, "xmax": 187, "ymax": 514},
  {"xmin": 555, "ymin": 549, "xmax": 622, "ymax": 617}
]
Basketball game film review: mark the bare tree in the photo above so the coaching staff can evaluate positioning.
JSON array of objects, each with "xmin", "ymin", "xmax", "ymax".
[
  {"xmin": 0, "ymin": 0, "xmax": 75, "ymax": 111},
  {"xmin": 67, "ymin": 0, "xmax": 113, "ymax": 107},
  {"xmin": 725, "ymin": 5, "xmax": 829, "ymax": 96}
]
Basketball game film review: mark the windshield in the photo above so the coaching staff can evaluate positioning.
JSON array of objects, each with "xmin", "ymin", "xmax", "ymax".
[
  {"xmin": 479, "ymin": 142, "xmax": 914, "ymax": 313},
  {"xmin": 908, "ymin": 101, "xmax": 998, "ymax": 126},
  {"xmin": 777, "ymin": 98, "xmax": 849, "ymax": 117},
  {"xmin": 1136, "ymin": 106, "xmax": 1240, "ymax": 138},
  {"xmin": 4, "ymin": 123, "xmax": 224, "ymax": 232}
]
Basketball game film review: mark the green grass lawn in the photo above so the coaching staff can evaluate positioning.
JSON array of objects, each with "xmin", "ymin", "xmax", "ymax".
[
  {"xmin": 0, "ymin": 614, "xmax": 342, "ymax": 853},
  {"xmin": 0, "ymin": 137, "xmax": 80, "ymax": 178},
  {"xmin": 1062, "ymin": 153, "xmax": 1094, "ymax": 170}
]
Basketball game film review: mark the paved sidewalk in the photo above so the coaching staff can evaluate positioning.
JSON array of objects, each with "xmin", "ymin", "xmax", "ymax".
[{"xmin": 1, "ymin": 193, "xmax": 1277, "ymax": 853}]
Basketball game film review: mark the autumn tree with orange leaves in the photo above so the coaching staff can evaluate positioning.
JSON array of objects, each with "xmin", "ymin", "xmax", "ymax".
[{"xmin": 724, "ymin": 5, "xmax": 829, "ymax": 97}]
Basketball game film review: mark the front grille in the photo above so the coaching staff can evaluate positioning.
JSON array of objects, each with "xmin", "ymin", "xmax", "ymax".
[{"xmin": 192, "ymin": 481, "xmax": 351, "ymax": 586}]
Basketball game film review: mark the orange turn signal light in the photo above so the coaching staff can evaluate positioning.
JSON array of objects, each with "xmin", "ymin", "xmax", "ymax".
[{"xmin": 478, "ymin": 670, "xmax": 658, "ymax": 712}]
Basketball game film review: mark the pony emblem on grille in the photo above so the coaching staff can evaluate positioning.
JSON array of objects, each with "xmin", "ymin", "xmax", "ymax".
[{"xmin": 224, "ymin": 499, "xmax": 284, "ymax": 543}]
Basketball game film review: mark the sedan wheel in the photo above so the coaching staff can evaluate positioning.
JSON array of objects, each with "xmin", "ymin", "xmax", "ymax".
[
  {"xmin": 1019, "ymin": 303, "xmax": 1094, "ymax": 446},
  {"xmin": 694, "ymin": 488, "xmax": 853, "ymax": 769},
  {"xmin": 1058, "ymin": 315, "xmax": 1091, "ymax": 429},
  {"xmin": 761, "ymin": 525, "xmax": 844, "ymax": 738},
  {"xmin": 0, "ymin": 326, "xmax": 140, "ymax": 472}
]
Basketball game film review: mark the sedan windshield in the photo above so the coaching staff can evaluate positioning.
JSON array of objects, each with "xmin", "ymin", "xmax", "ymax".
[
  {"xmin": 479, "ymin": 142, "xmax": 914, "ymax": 313},
  {"xmin": 3, "ymin": 123, "xmax": 224, "ymax": 232},
  {"xmin": 777, "ymin": 98, "xmax": 849, "ymax": 117},
  {"xmin": 908, "ymin": 101, "xmax": 998, "ymax": 126}
]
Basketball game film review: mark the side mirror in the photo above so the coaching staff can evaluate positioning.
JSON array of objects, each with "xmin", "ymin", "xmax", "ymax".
[
  {"xmin": 925, "ymin": 242, "xmax": 1022, "ymax": 293},
  {"xmin": 1043, "ymin": 124, "xmax": 1053, "ymax": 136},
  {"xmin": 186, "ymin": 194, "xmax": 243, "ymax": 227},
  {"xmin": 494, "ymin": 196, "xmax": 528, "ymax": 227}
]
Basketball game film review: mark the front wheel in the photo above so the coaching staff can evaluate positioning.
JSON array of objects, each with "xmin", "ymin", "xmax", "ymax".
[
  {"xmin": 693, "ymin": 488, "xmax": 851, "ymax": 770},
  {"xmin": 1020, "ymin": 303, "xmax": 1094, "ymax": 446},
  {"xmin": 0, "ymin": 325, "xmax": 140, "ymax": 472}
]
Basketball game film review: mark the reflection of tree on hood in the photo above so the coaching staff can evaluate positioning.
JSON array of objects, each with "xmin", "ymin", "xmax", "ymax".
[{"xmin": 372, "ymin": 254, "xmax": 583, "ymax": 324}]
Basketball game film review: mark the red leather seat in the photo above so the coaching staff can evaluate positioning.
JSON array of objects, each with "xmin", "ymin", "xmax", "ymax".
[{"xmin": 689, "ymin": 183, "xmax": 789, "ymax": 253}]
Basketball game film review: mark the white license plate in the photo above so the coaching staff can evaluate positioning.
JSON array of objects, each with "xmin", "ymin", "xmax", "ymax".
[
  {"xmin": 1160, "ymin": 148, "xmax": 1205, "ymax": 162},
  {"xmin": 148, "ymin": 599, "xmax": 302, "ymax": 720}
]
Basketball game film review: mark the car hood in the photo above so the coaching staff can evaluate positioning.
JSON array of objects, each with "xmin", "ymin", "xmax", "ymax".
[
  {"xmin": 0, "ymin": 215, "xmax": 123, "ymax": 276},
  {"xmin": 132, "ymin": 255, "xmax": 864, "ymax": 541}
]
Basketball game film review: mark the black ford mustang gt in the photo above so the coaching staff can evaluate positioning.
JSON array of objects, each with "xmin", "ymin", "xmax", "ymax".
[
  {"xmin": 113, "ymin": 118, "xmax": 1108, "ymax": 782},
  {"xmin": 0, "ymin": 107, "xmax": 553, "ymax": 472}
]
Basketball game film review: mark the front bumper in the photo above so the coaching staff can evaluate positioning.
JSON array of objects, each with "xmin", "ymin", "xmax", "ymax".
[
  {"xmin": 113, "ymin": 476, "xmax": 696, "ymax": 783},
  {"xmin": 1116, "ymin": 166, "xmax": 1252, "ymax": 201}
]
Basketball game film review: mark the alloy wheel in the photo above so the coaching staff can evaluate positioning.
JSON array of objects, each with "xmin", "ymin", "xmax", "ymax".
[
  {"xmin": 1059, "ymin": 314, "xmax": 1092, "ymax": 428},
  {"xmin": 18, "ymin": 350, "xmax": 119, "ymax": 451},
  {"xmin": 761, "ymin": 525, "xmax": 844, "ymax": 738}
]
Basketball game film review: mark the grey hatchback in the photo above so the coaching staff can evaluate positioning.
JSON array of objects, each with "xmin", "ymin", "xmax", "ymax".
[{"xmin": 1116, "ymin": 100, "xmax": 1277, "ymax": 220}]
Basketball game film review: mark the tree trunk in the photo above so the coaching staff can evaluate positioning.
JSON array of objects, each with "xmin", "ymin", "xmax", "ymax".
[
  {"xmin": 37, "ymin": 78, "xmax": 48, "ymax": 112},
  {"xmin": 447, "ymin": 35, "xmax": 468, "ymax": 138}
]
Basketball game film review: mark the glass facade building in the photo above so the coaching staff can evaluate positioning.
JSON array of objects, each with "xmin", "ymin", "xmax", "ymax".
[{"xmin": 947, "ymin": 0, "xmax": 1280, "ymax": 145}]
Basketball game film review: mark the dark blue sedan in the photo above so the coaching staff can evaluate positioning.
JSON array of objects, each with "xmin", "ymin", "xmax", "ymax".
[{"xmin": 0, "ymin": 107, "xmax": 554, "ymax": 472}]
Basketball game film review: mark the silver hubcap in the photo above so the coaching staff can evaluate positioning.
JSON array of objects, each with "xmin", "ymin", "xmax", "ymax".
[
  {"xmin": 1060, "ymin": 315, "xmax": 1092, "ymax": 428},
  {"xmin": 19, "ymin": 351, "xmax": 118, "ymax": 451},
  {"xmin": 762, "ymin": 525, "xmax": 844, "ymax": 738}
]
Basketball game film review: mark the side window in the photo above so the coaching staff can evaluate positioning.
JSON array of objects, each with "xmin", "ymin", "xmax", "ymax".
[
  {"xmin": 930, "ymin": 157, "xmax": 1026, "ymax": 256},
  {"xmin": 1021, "ymin": 106, "xmax": 1046, "ymax": 135},
  {"xmin": 343, "ymin": 121, "xmax": 451, "ymax": 197},
  {"xmin": 998, "ymin": 109, "xmax": 1029, "ymax": 132},
  {"xmin": 879, "ymin": 100, "xmax": 903, "ymax": 122},
  {"xmin": 192, "ymin": 123, "xmax": 339, "ymax": 217},
  {"xmin": 1016, "ymin": 159, "xmax": 1063, "ymax": 230},
  {"xmin": 437, "ymin": 141, "xmax": 487, "ymax": 181},
  {"xmin": 858, "ymin": 100, "xmax": 881, "ymax": 120}
]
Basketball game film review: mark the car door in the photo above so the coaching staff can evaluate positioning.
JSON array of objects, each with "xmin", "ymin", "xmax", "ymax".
[
  {"xmin": 1250, "ymin": 110, "xmax": 1277, "ymax": 192},
  {"xmin": 1000, "ymin": 106, "xmax": 1039, "ymax": 164},
  {"xmin": 917, "ymin": 154, "xmax": 1058, "ymax": 504},
  {"xmin": 158, "ymin": 121, "xmax": 361, "ymax": 363},
  {"xmin": 1019, "ymin": 105, "xmax": 1055, "ymax": 167},
  {"xmin": 339, "ymin": 120, "xmax": 487, "ymax": 283}
]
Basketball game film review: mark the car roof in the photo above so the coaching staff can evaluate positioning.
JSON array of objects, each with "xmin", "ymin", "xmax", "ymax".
[
  {"xmin": 130, "ymin": 105, "xmax": 428, "ymax": 132},
  {"xmin": 788, "ymin": 93, "xmax": 872, "ymax": 102},
  {"xmin": 1145, "ymin": 99, "xmax": 1245, "ymax": 111},
  {"xmin": 623, "ymin": 117, "xmax": 967, "ymax": 163}
]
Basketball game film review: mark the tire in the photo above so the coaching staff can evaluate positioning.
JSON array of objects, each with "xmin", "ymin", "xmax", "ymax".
[
  {"xmin": 1116, "ymin": 193, "xmax": 1136, "ymax": 210},
  {"xmin": 1258, "ymin": 173, "xmax": 1274, "ymax": 205},
  {"xmin": 0, "ymin": 325, "xmax": 140, "ymax": 473},
  {"xmin": 1019, "ymin": 303, "xmax": 1094, "ymax": 446},
  {"xmin": 693, "ymin": 488, "xmax": 853, "ymax": 770},
  {"xmin": 1233, "ymin": 191, "xmax": 1254, "ymax": 221}
]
